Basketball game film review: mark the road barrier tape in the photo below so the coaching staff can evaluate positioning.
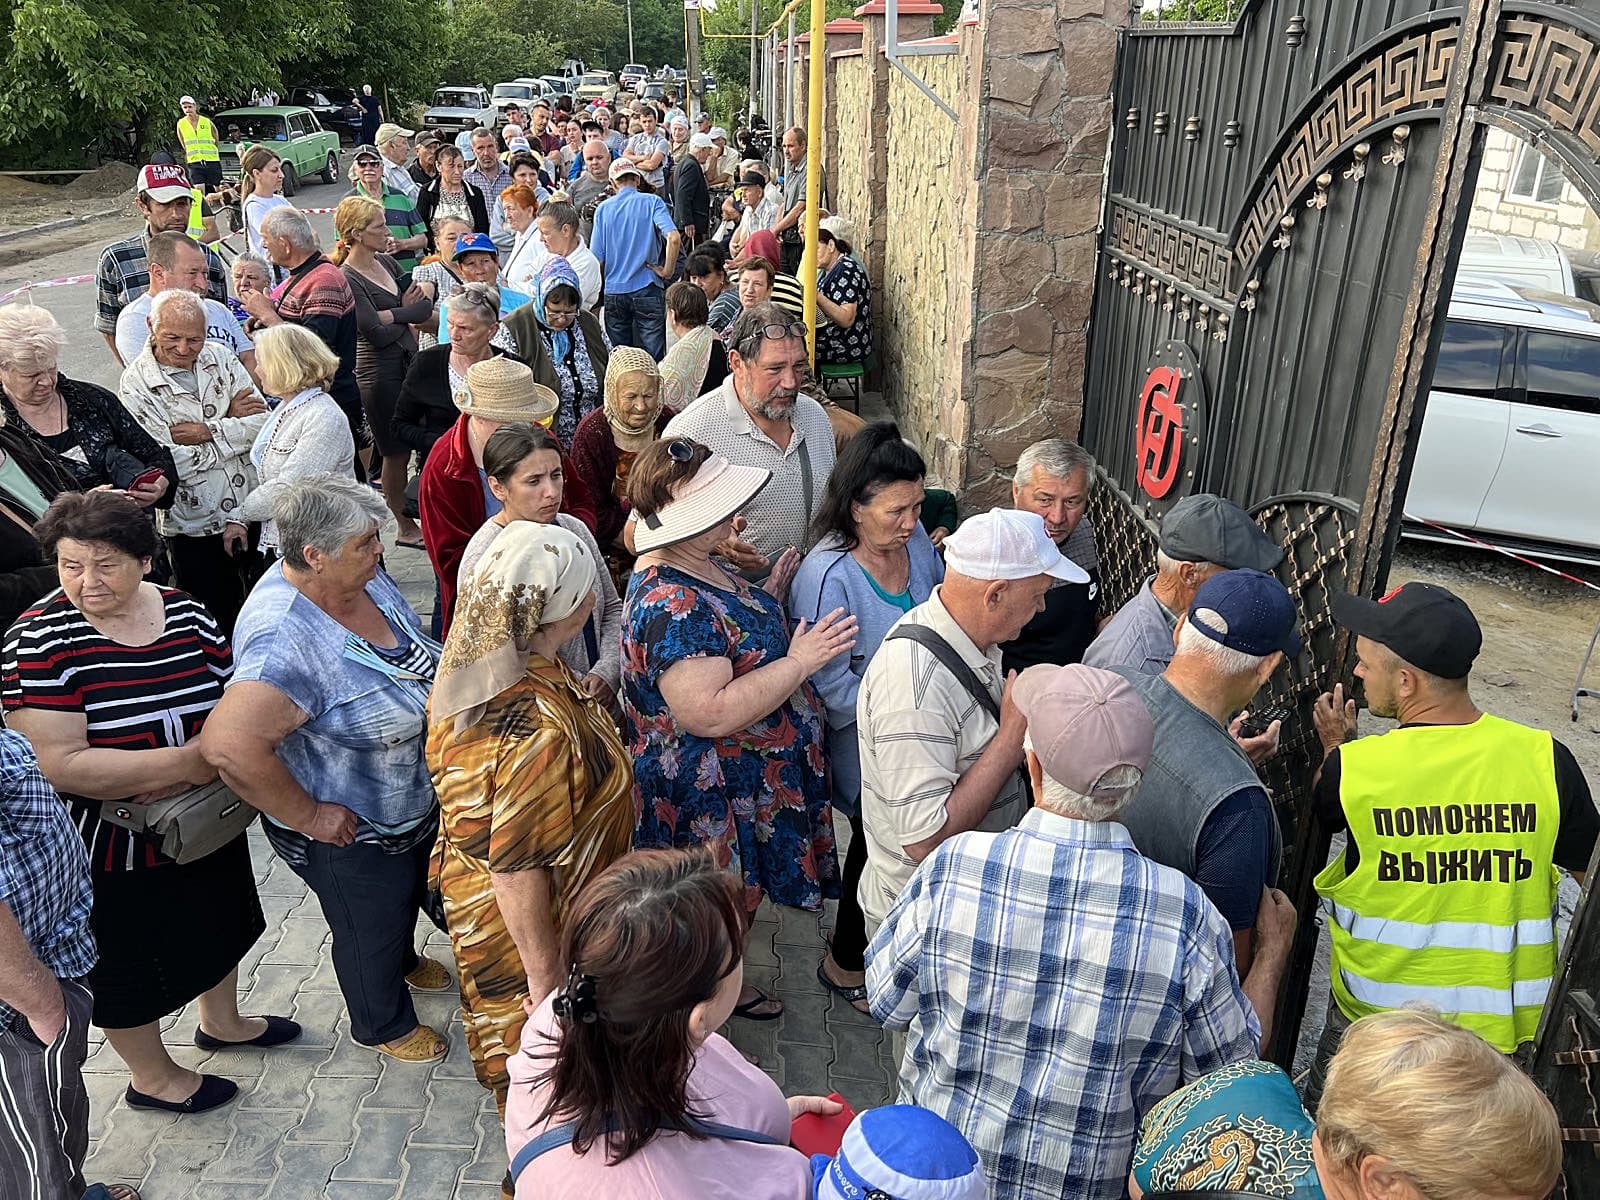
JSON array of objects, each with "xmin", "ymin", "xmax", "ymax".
[
  {"xmin": 1408, "ymin": 516, "xmax": 1600, "ymax": 597},
  {"xmin": 0, "ymin": 274, "xmax": 96, "ymax": 306}
]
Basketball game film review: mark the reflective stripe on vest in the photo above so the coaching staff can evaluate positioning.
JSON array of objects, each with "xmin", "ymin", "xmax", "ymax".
[
  {"xmin": 187, "ymin": 188, "xmax": 207, "ymax": 240},
  {"xmin": 179, "ymin": 116, "xmax": 219, "ymax": 163},
  {"xmin": 1313, "ymin": 715, "xmax": 1561, "ymax": 1053}
]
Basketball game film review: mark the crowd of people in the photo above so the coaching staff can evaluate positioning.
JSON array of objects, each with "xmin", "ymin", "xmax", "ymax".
[{"xmin": 0, "ymin": 89, "xmax": 1582, "ymax": 1200}]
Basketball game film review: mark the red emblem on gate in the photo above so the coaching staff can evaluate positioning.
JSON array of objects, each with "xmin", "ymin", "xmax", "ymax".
[{"xmin": 1135, "ymin": 365, "xmax": 1184, "ymax": 499}]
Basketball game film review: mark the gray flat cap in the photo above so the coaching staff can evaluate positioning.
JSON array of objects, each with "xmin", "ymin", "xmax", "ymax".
[{"xmin": 1158, "ymin": 494, "xmax": 1284, "ymax": 572}]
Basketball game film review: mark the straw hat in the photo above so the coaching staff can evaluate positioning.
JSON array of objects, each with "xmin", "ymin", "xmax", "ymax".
[
  {"xmin": 453, "ymin": 357, "xmax": 559, "ymax": 424},
  {"xmin": 633, "ymin": 450, "xmax": 772, "ymax": 553}
]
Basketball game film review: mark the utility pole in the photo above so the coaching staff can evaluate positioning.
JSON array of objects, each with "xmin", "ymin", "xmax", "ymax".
[
  {"xmin": 748, "ymin": 0, "xmax": 760, "ymax": 118},
  {"xmin": 685, "ymin": 0, "xmax": 703, "ymax": 124},
  {"xmin": 627, "ymin": 0, "xmax": 636, "ymax": 63}
]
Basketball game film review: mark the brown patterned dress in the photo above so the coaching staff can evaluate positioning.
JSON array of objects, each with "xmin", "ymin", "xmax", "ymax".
[{"xmin": 425, "ymin": 656, "xmax": 634, "ymax": 1108}]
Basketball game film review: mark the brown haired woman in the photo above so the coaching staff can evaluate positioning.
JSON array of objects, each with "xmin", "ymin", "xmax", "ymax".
[
  {"xmin": 238, "ymin": 145, "xmax": 293, "ymax": 279},
  {"xmin": 503, "ymin": 848, "xmax": 842, "ymax": 1198}
]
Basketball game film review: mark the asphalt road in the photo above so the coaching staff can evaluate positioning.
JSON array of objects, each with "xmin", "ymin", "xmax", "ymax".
[{"xmin": 0, "ymin": 168, "xmax": 348, "ymax": 393}]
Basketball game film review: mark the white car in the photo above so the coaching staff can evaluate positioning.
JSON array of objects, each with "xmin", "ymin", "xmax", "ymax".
[{"xmin": 1405, "ymin": 283, "xmax": 1600, "ymax": 561}]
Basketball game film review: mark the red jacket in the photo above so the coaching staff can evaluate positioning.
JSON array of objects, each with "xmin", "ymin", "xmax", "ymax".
[{"xmin": 419, "ymin": 414, "xmax": 597, "ymax": 634}]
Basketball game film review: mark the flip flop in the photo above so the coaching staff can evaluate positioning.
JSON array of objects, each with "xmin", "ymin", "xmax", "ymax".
[
  {"xmin": 731, "ymin": 985, "xmax": 784, "ymax": 1021},
  {"xmin": 395, "ymin": 535, "xmax": 427, "ymax": 550},
  {"xmin": 815, "ymin": 958, "xmax": 871, "ymax": 1015}
]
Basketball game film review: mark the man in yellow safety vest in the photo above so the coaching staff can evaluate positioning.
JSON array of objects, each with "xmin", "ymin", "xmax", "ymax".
[
  {"xmin": 1304, "ymin": 581, "xmax": 1596, "ymax": 1106},
  {"xmin": 177, "ymin": 95, "xmax": 222, "ymax": 192}
]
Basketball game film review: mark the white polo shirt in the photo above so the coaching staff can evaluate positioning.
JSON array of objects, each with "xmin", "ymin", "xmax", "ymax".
[
  {"xmin": 114, "ymin": 293, "xmax": 253, "ymax": 366},
  {"xmin": 856, "ymin": 588, "xmax": 1028, "ymax": 929},
  {"xmin": 660, "ymin": 378, "xmax": 835, "ymax": 562}
]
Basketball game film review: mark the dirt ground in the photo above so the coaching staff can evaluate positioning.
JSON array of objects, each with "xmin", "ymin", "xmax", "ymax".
[{"xmin": 0, "ymin": 163, "xmax": 140, "ymax": 236}]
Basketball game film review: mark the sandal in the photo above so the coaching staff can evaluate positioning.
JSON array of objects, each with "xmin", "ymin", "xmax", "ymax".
[
  {"xmin": 815, "ymin": 958, "xmax": 872, "ymax": 1015},
  {"xmin": 405, "ymin": 955, "xmax": 454, "ymax": 992},
  {"xmin": 374, "ymin": 1024, "xmax": 448, "ymax": 1063},
  {"xmin": 732, "ymin": 986, "xmax": 784, "ymax": 1021},
  {"xmin": 395, "ymin": 534, "xmax": 426, "ymax": 550}
]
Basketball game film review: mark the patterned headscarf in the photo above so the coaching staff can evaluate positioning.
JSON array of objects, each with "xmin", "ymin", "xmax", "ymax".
[
  {"xmin": 430, "ymin": 521, "xmax": 597, "ymax": 732},
  {"xmin": 534, "ymin": 255, "xmax": 584, "ymax": 364},
  {"xmin": 603, "ymin": 346, "xmax": 664, "ymax": 453}
]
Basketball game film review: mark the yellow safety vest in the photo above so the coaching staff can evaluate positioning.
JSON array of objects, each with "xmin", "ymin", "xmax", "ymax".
[
  {"xmin": 1315, "ymin": 715, "xmax": 1562, "ymax": 1052},
  {"xmin": 177, "ymin": 115, "xmax": 219, "ymax": 164},
  {"xmin": 187, "ymin": 187, "xmax": 208, "ymax": 241}
]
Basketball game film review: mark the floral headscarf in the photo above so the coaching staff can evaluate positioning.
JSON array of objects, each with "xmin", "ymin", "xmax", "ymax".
[
  {"xmin": 603, "ymin": 346, "xmax": 664, "ymax": 454},
  {"xmin": 430, "ymin": 521, "xmax": 597, "ymax": 732},
  {"xmin": 534, "ymin": 255, "xmax": 584, "ymax": 363}
]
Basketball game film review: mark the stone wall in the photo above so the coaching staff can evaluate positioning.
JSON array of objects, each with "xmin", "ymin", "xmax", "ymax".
[
  {"xmin": 829, "ymin": 53, "xmax": 871, "ymax": 249},
  {"xmin": 1469, "ymin": 125, "xmax": 1600, "ymax": 250},
  {"xmin": 881, "ymin": 51, "xmax": 965, "ymax": 459}
]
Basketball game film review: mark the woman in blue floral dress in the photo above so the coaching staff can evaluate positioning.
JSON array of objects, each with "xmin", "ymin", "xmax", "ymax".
[{"xmin": 621, "ymin": 438, "xmax": 858, "ymax": 1019}]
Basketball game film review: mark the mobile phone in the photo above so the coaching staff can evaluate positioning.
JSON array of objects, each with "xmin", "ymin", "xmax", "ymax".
[
  {"xmin": 1238, "ymin": 702, "xmax": 1292, "ymax": 739},
  {"xmin": 128, "ymin": 466, "xmax": 165, "ymax": 491}
]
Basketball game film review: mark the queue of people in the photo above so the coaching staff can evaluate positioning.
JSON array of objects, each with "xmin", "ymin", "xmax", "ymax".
[{"xmin": 0, "ymin": 134, "xmax": 1581, "ymax": 1200}]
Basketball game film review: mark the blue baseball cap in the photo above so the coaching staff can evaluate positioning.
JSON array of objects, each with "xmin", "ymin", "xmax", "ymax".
[
  {"xmin": 811, "ymin": 1106, "xmax": 986, "ymax": 1200},
  {"xmin": 453, "ymin": 231, "xmax": 499, "ymax": 258},
  {"xmin": 1188, "ymin": 568, "xmax": 1303, "ymax": 658}
]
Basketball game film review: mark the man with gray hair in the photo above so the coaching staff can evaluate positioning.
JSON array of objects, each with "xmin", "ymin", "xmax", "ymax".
[
  {"xmin": 1001, "ymin": 437, "xmax": 1099, "ymax": 674},
  {"xmin": 113, "ymin": 230, "xmax": 256, "ymax": 377},
  {"xmin": 1084, "ymin": 493, "xmax": 1283, "ymax": 677},
  {"xmin": 237, "ymin": 206, "xmax": 363, "ymax": 445},
  {"xmin": 868, "ymin": 661, "xmax": 1293, "ymax": 1200},
  {"xmin": 1111, "ymin": 568, "xmax": 1300, "ymax": 987}
]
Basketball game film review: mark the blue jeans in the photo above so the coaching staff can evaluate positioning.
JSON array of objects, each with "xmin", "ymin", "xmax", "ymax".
[{"xmin": 603, "ymin": 284, "xmax": 666, "ymax": 359}]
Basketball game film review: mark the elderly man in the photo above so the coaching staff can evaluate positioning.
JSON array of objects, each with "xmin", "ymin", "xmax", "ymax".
[
  {"xmin": 348, "ymin": 144, "xmax": 428, "ymax": 271},
  {"xmin": 375, "ymin": 122, "xmax": 420, "ymax": 202},
  {"xmin": 237, "ymin": 206, "xmax": 364, "ymax": 444},
  {"xmin": 1112, "ymin": 568, "xmax": 1300, "ymax": 990},
  {"xmin": 1084, "ymin": 492, "xmax": 1283, "ymax": 676},
  {"xmin": 771, "ymin": 126, "xmax": 822, "ymax": 274},
  {"xmin": 868, "ymin": 663, "xmax": 1294, "ymax": 1200},
  {"xmin": 856, "ymin": 508, "xmax": 1081, "ymax": 935},
  {"xmin": 1302, "ymin": 582, "xmax": 1598, "ymax": 1102},
  {"xmin": 620, "ymin": 106, "xmax": 670, "ymax": 189},
  {"xmin": 465, "ymin": 127, "xmax": 515, "ymax": 251},
  {"xmin": 730, "ymin": 171, "xmax": 780, "ymax": 257},
  {"xmin": 1000, "ymin": 438, "xmax": 1100, "ymax": 674},
  {"xmin": 591, "ymin": 160, "xmax": 680, "ymax": 357},
  {"xmin": 674, "ymin": 132, "xmax": 714, "ymax": 248},
  {"xmin": 0, "ymin": 731, "xmax": 114, "ymax": 1200},
  {"xmin": 119, "ymin": 290, "xmax": 270, "ymax": 634},
  {"xmin": 409, "ymin": 132, "xmax": 441, "ymax": 189},
  {"xmin": 114, "ymin": 231, "xmax": 256, "ymax": 377},
  {"xmin": 96, "ymin": 163, "xmax": 228, "ymax": 359},
  {"xmin": 708, "ymin": 126, "xmax": 737, "ymax": 189},
  {"xmin": 652, "ymin": 302, "xmax": 835, "ymax": 570},
  {"xmin": 568, "ymin": 139, "xmax": 613, "ymax": 243}
]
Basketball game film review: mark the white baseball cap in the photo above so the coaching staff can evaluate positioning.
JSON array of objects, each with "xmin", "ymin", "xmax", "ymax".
[
  {"xmin": 689, "ymin": 132, "xmax": 716, "ymax": 151},
  {"xmin": 710, "ymin": 126, "xmax": 729, "ymax": 141},
  {"xmin": 943, "ymin": 509, "xmax": 1089, "ymax": 584},
  {"xmin": 179, "ymin": 95, "xmax": 196, "ymax": 106}
]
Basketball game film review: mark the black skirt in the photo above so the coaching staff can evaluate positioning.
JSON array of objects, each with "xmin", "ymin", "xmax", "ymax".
[{"xmin": 86, "ymin": 832, "xmax": 266, "ymax": 1029}]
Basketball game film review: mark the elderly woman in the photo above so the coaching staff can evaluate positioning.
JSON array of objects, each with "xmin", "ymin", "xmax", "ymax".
[
  {"xmin": 228, "ymin": 252, "xmax": 273, "ymax": 329},
  {"xmin": 659, "ymin": 281, "xmax": 728, "ymax": 412},
  {"xmin": 460, "ymin": 423, "xmax": 622, "ymax": 704},
  {"xmin": 438, "ymin": 234, "xmax": 532, "ymax": 351},
  {"xmin": 1131, "ymin": 1009, "xmax": 1561, "ymax": 1200},
  {"xmin": 735, "ymin": 230, "xmax": 805, "ymax": 319},
  {"xmin": 0, "ymin": 306, "xmax": 175, "ymax": 506},
  {"xmin": 622, "ymin": 438, "xmax": 856, "ymax": 1020},
  {"xmin": 508, "ymin": 257, "xmax": 608, "ymax": 446},
  {"xmin": 0, "ymin": 393, "xmax": 82, "ymax": 631},
  {"xmin": 426, "ymin": 522, "xmax": 633, "ymax": 1110},
  {"xmin": 570, "ymin": 348, "xmax": 667, "ymax": 559},
  {"xmin": 416, "ymin": 143, "xmax": 490, "ymax": 245},
  {"xmin": 504, "ymin": 849, "xmax": 841, "ymax": 1197},
  {"xmin": 790, "ymin": 424, "xmax": 941, "ymax": 1012},
  {"xmin": 205, "ymin": 475, "xmax": 449, "ymax": 1064},
  {"xmin": 4, "ymin": 491, "xmax": 298, "ymax": 1115},
  {"xmin": 500, "ymin": 184, "xmax": 546, "ymax": 295},
  {"xmin": 119, "ymin": 290, "xmax": 270, "ymax": 634},
  {"xmin": 815, "ymin": 217, "xmax": 874, "ymax": 368},
  {"xmin": 412, "ymin": 214, "xmax": 474, "ymax": 349},
  {"xmin": 241, "ymin": 324, "xmax": 356, "ymax": 559},
  {"xmin": 334, "ymin": 194, "xmax": 436, "ymax": 547}
]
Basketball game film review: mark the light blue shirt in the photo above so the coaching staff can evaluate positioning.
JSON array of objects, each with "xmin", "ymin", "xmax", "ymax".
[{"xmin": 591, "ymin": 185, "xmax": 677, "ymax": 296}]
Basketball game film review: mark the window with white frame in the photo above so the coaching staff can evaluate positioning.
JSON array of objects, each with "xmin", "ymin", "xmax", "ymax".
[{"xmin": 1508, "ymin": 143, "xmax": 1567, "ymax": 205}]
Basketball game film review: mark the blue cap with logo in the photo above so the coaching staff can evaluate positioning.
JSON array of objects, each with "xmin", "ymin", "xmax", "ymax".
[
  {"xmin": 1187, "ymin": 568, "xmax": 1302, "ymax": 658},
  {"xmin": 811, "ymin": 1106, "xmax": 987, "ymax": 1200},
  {"xmin": 453, "ymin": 231, "xmax": 499, "ymax": 258}
]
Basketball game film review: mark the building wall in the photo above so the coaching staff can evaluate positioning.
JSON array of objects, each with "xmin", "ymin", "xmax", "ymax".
[
  {"xmin": 880, "ymin": 53, "xmax": 965, "ymax": 459},
  {"xmin": 830, "ymin": 54, "xmax": 870, "ymax": 253},
  {"xmin": 1469, "ymin": 126, "xmax": 1600, "ymax": 249}
]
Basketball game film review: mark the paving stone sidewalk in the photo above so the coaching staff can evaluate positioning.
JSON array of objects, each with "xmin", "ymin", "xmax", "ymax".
[{"xmin": 81, "ymin": 539, "xmax": 900, "ymax": 1199}]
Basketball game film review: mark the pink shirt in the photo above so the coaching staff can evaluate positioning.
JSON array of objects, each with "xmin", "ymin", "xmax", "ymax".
[{"xmin": 505, "ymin": 996, "xmax": 813, "ymax": 1200}]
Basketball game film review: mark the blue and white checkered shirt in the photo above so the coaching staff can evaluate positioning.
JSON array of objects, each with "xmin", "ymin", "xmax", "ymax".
[
  {"xmin": 0, "ymin": 730, "xmax": 95, "ymax": 1032},
  {"xmin": 867, "ymin": 809, "xmax": 1260, "ymax": 1200}
]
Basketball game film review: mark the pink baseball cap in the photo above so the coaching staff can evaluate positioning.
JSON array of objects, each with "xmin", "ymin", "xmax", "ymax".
[
  {"xmin": 1013, "ymin": 664, "xmax": 1154, "ymax": 795},
  {"xmin": 138, "ymin": 163, "xmax": 193, "ymax": 203}
]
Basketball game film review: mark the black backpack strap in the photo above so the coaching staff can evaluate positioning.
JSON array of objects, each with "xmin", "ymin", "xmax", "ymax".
[
  {"xmin": 886, "ymin": 624, "xmax": 1001, "ymax": 723},
  {"xmin": 510, "ymin": 1116, "xmax": 781, "ymax": 1184}
]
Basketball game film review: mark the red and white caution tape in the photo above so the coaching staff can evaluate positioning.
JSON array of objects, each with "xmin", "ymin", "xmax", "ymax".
[
  {"xmin": 1408, "ymin": 516, "xmax": 1600, "ymax": 597},
  {"xmin": 0, "ymin": 274, "xmax": 96, "ymax": 306}
]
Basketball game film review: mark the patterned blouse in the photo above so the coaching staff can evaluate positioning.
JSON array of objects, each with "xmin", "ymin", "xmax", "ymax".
[{"xmin": 816, "ymin": 255, "xmax": 873, "ymax": 366}]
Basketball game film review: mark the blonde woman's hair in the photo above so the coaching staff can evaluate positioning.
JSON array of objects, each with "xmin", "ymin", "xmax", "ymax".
[
  {"xmin": 254, "ymin": 323, "xmax": 340, "ymax": 397},
  {"xmin": 1318, "ymin": 1009, "xmax": 1561, "ymax": 1200},
  {"xmin": 238, "ymin": 144, "xmax": 281, "ymax": 203},
  {"xmin": 0, "ymin": 305, "xmax": 66, "ymax": 373},
  {"xmin": 330, "ymin": 195, "xmax": 385, "ymax": 266}
]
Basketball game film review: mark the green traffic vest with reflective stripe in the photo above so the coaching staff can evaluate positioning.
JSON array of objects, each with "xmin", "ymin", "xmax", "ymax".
[
  {"xmin": 1314, "ymin": 715, "xmax": 1561, "ymax": 1052},
  {"xmin": 178, "ymin": 115, "xmax": 219, "ymax": 163}
]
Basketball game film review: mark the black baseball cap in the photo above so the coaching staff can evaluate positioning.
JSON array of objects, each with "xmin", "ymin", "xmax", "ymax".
[
  {"xmin": 1330, "ymin": 582, "xmax": 1481, "ymax": 679},
  {"xmin": 1159, "ymin": 494, "xmax": 1284, "ymax": 572}
]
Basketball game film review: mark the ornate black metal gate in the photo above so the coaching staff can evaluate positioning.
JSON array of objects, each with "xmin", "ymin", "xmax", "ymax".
[{"xmin": 1081, "ymin": 0, "xmax": 1600, "ymax": 1179}]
